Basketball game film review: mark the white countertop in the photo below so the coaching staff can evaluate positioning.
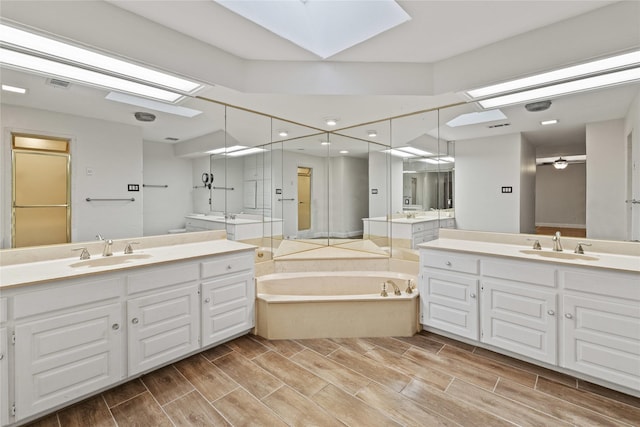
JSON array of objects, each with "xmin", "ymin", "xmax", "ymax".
[
  {"xmin": 364, "ymin": 215, "xmax": 451, "ymax": 224},
  {"xmin": 186, "ymin": 214, "xmax": 282, "ymax": 225},
  {"xmin": 0, "ymin": 239, "xmax": 255, "ymax": 289},
  {"xmin": 419, "ymin": 237, "xmax": 640, "ymax": 273}
]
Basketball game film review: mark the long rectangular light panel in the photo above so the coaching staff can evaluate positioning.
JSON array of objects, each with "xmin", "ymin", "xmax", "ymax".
[
  {"xmin": 479, "ymin": 67, "xmax": 640, "ymax": 109},
  {"xmin": 0, "ymin": 48, "xmax": 183, "ymax": 102},
  {"xmin": 467, "ymin": 50, "xmax": 640, "ymax": 98},
  {"xmin": 0, "ymin": 24, "xmax": 201, "ymax": 93}
]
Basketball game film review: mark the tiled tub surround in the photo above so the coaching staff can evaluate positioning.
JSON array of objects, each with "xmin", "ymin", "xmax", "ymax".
[
  {"xmin": 0, "ymin": 232, "xmax": 256, "ymax": 426},
  {"xmin": 418, "ymin": 229, "xmax": 640, "ymax": 398},
  {"xmin": 256, "ymin": 271, "xmax": 419, "ymax": 339}
]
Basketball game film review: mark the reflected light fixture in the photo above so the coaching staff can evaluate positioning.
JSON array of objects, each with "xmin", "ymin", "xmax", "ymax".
[
  {"xmin": 553, "ymin": 157, "xmax": 569, "ymax": 170},
  {"xmin": 205, "ymin": 145, "xmax": 247, "ymax": 155},
  {"xmin": 541, "ymin": 119, "xmax": 558, "ymax": 126},
  {"xmin": 278, "ymin": 130, "xmax": 289, "ymax": 137},
  {"xmin": 227, "ymin": 147, "xmax": 267, "ymax": 157},
  {"xmin": 1, "ymin": 84, "xmax": 26, "ymax": 94},
  {"xmin": 466, "ymin": 50, "xmax": 640, "ymax": 109},
  {"xmin": 339, "ymin": 150, "xmax": 349, "ymax": 154},
  {"xmin": 0, "ymin": 23, "xmax": 202, "ymax": 102},
  {"xmin": 320, "ymin": 141, "xmax": 331, "ymax": 146},
  {"xmin": 368, "ymin": 130, "xmax": 377, "ymax": 138},
  {"xmin": 325, "ymin": 118, "xmax": 338, "ymax": 126}
]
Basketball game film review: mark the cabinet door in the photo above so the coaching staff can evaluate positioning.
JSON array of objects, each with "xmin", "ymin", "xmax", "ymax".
[
  {"xmin": 481, "ymin": 280, "xmax": 557, "ymax": 364},
  {"xmin": 127, "ymin": 284, "xmax": 200, "ymax": 376},
  {"xmin": 0, "ymin": 327, "xmax": 8, "ymax": 426},
  {"xmin": 420, "ymin": 271, "xmax": 479, "ymax": 340},
  {"xmin": 562, "ymin": 295, "xmax": 640, "ymax": 390},
  {"xmin": 14, "ymin": 303, "xmax": 122, "ymax": 420},
  {"xmin": 202, "ymin": 273, "xmax": 255, "ymax": 347}
]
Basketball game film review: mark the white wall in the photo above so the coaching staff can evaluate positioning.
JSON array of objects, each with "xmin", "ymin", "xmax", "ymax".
[
  {"xmin": 535, "ymin": 163, "xmax": 586, "ymax": 229},
  {"xmin": 369, "ymin": 151, "xmax": 389, "ymax": 217},
  {"xmin": 329, "ymin": 156, "xmax": 368, "ymax": 237},
  {"xmin": 624, "ymin": 91, "xmax": 640, "ymax": 242},
  {"xmin": 455, "ymin": 133, "xmax": 523, "ymax": 233},
  {"xmin": 142, "ymin": 141, "xmax": 193, "ymax": 235},
  {"xmin": 586, "ymin": 119, "xmax": 627, "ymax": 240},
  {"xmin": 1, "ymin": 105, "xmax": 143, "ymax": 247},
  {"xmin": 519, "ymin": 135, "xmax": 536, "ymax": 234}
]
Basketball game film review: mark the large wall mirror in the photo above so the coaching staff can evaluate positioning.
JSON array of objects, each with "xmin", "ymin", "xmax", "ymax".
[{"xmin": 2, "ymin": 55, "xmax": 638, "ymax": 254}]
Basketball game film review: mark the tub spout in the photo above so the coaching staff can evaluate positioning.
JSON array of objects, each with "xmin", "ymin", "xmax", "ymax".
[{"xmin": 385, "ymin": 280, "xmax": 402, "ymax": 296}]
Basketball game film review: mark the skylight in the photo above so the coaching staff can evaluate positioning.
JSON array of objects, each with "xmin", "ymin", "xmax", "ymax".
[{"xmin": 214, "ymin": 0, "xmax": 411, "ymax": 59}]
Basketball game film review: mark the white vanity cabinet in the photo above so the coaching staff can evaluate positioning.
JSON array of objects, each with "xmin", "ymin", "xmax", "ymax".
[
  {"xmin": 201, "ymin": 252, "xmax": 255, "ymax": 347},
  {"xmin": 561, "ymin": 268, "xmax": 640, "ymax": 391},
  {"xmin": 419, "ymin": 250, "xmax": 480, "ymax": 340},
  {"xmin": 12, "ymin": 276, "xmax": 124, "ymax": 421},
  {"xmin": 481, "ymin": 259, "xmax": 558, "ymax": 364},
  {"xmin": 126, "ymin": 263, "xmax": 201, "ymax": 376}
]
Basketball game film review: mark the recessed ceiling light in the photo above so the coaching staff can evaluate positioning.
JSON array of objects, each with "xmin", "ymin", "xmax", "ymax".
[
  {"xmin": 320, "ymin": 141, "xmax": 331, "ymax": 146},
  {"xmin": 1, "ymin": 84, "xmax": 26, "ymax": 94},
  {"xmin": 368, "ymin": 130, "xmax": 377, "ymax": 138},
  {"xmin": 446, "ymin": 110, "xmax": 507, "ymax": 127},
  {"xmin": 278, "ymin": 130, "xmax": 289, "ymax": 137},
  {"xmin": 105, "ymin": 92, "xmax": 202, "ymax": 118},
  {"xmin": 214, "ymin": 0, "xmax": 411, "ymax": 59},
  {"xmin": 541, "ymin": 119, "xmax": 559, "ymax": 126},
  {"xmin": 325, "ymin": 118, "xmax": 338, "ymax": 126},
  {"xmin": 339, "ymin": 150, "xmax": 349, "ymax": 154}
]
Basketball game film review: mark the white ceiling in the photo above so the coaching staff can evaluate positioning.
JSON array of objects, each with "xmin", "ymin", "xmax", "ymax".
[{"xmin": 1, "ymin": 0, "xmax": 638, "ymax": 158}]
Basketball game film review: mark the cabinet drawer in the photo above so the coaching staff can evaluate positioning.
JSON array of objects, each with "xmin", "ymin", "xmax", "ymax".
[
  {"xmin": 201, "ymin": 252, "xmax": 253, "ymax": 279},
  {"xmin": 127, "ymin": 263, "xmax": 199, "ymax": 295},
  {"xmin": 440, "ymin": 218, "xmax": 455, "ymax": 229},
  {"xmin": 482, "ymin": 258, "xmax": 556, "ymax": 288},
  {"xmin": 562, "ymin": 269, "xmax": 640, "ymax": 301},
  {"xmin": 422, "ymin": 251, "xmax": 479, "ymax": 275},
  {"xmin": 14, "ymin": 277, "xmax": 122, "ymax": 319}
]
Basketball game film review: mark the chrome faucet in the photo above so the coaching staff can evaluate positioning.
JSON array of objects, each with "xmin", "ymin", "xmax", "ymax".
[
  {"xmin": 385, "ymin": 280, "xmax": 402, "ymax": 296},
  {"xmin": 102, "ymin": 239, "xmax": 113, "ymax": 257},
  {"xmin": 552, "ymin": 231, "xmax": 563, "ymax": 252}
]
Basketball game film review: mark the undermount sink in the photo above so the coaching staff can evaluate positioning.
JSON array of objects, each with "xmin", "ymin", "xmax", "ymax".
[
  {"xmin": 70, "ymin": 253, "xmax": 152, "ymax": 268},
  {"xmin": 519, "ymin": 249, "xmax": 599, "ymax": 261}
]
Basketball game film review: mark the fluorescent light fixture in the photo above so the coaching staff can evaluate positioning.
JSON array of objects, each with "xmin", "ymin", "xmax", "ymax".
[
  {"xmin": 478, "ymin": 67, "xmax": 640, "ymax": 109},
  {"xmin": 421, "ymin": 158, "xmax": 449, "ymax": 164},
  {"xmin": 541, "ymin": 119, "xmax": 558, "ymax": 126},
  {"xmin": 467, "ymin": 50, "xmax": 640, "ymax": 98},
  {"xmin": 215, "ymin": 0, "xmax": 410, "ymax": 59},
  {"xmin": 440, "ymin": 156, "xmax": 455, "ymax": 162},
  {"xmin": 1, "ymin": 48, "xmax": 183, "ymax": 102},
  {"xmin": 446, "ymin": 109, "xmax": 507, "ymax": 127},
  {"xmin": 226, "ymin": 147, "xmax": 266, "ymax": 157},
  {"xmin": 403, "ymin": 170, "xmax": 417, "ymax": 174},
  {"xmin": 105, "ymin": 92, "xmax": 202, "ymax": 118},
  {"xmin": 1, "ymin": 84, "xmax": 26, "ymax": 94},
  {"xmin": 383, "ymin": 149, "xmax": 416, "ymax": 158},
  {"xmin": 205, "ymin": 145, "xmax": 247, "ymax": 155},
  {"xmin": 396, "ymin": 146, "xmax": 433, "ymax": 156},
  {"xmin": 0, "ymin": 24, "xmax": 202, "ymax": 94}
]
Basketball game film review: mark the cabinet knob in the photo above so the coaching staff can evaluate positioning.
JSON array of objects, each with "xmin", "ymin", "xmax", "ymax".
[
  {"xmin": 565, "ymin": 313, "xmax": 573, "ymax": 319},
  {"xmin": 131, "ymin": 318, "xmax": 139, "ymax": 324},
  {"xmin": 0, "ymin": 353, "xmax": 4, "ymax": 360},
  {"xmin": 112, "ymin": 323, "xmax": 120, "ymax": 330},
  {"xmin": 227, "ymin": 265, "xmax": 232, "ymax": 270},
  {"xmin": 204, "ymin": 298, "xmax": 211, "ymax": 303},
  {"xmin": 547, "ymin": 310, "xmax": 555, "ymax": 316},
  {"xmin": 445, "ymin": 261, "xmax": 452, "ymax": 266},
  {"xmin": 470, "ymin": 293, "xmax": 476, "ymax": 299}
]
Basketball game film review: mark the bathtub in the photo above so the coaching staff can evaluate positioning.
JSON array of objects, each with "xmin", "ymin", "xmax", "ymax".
[{"xmin": 255, "ymin": 271, "xmax": 419, "ymax": 339}]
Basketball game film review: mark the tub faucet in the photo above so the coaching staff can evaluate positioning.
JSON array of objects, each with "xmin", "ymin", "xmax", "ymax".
[
  {"xmin": 385, "ymin": 280, "xmax": 402, "ymax": 296},
  {"xmin": 102, "ymin": 239, "xmax": 113, "ymax": 257},
  {"xmin": 552, "ymin": 231, "xmax": 563, "ymax": 252},
  {"xmin": 405, "ymin": 279, "xmax": 415, "ymax": 294}
]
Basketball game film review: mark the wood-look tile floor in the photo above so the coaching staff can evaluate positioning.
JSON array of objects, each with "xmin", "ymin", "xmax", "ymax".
[{"xmin": 26, "ymin": 331, "xmax": 640, "ymax": 427}]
